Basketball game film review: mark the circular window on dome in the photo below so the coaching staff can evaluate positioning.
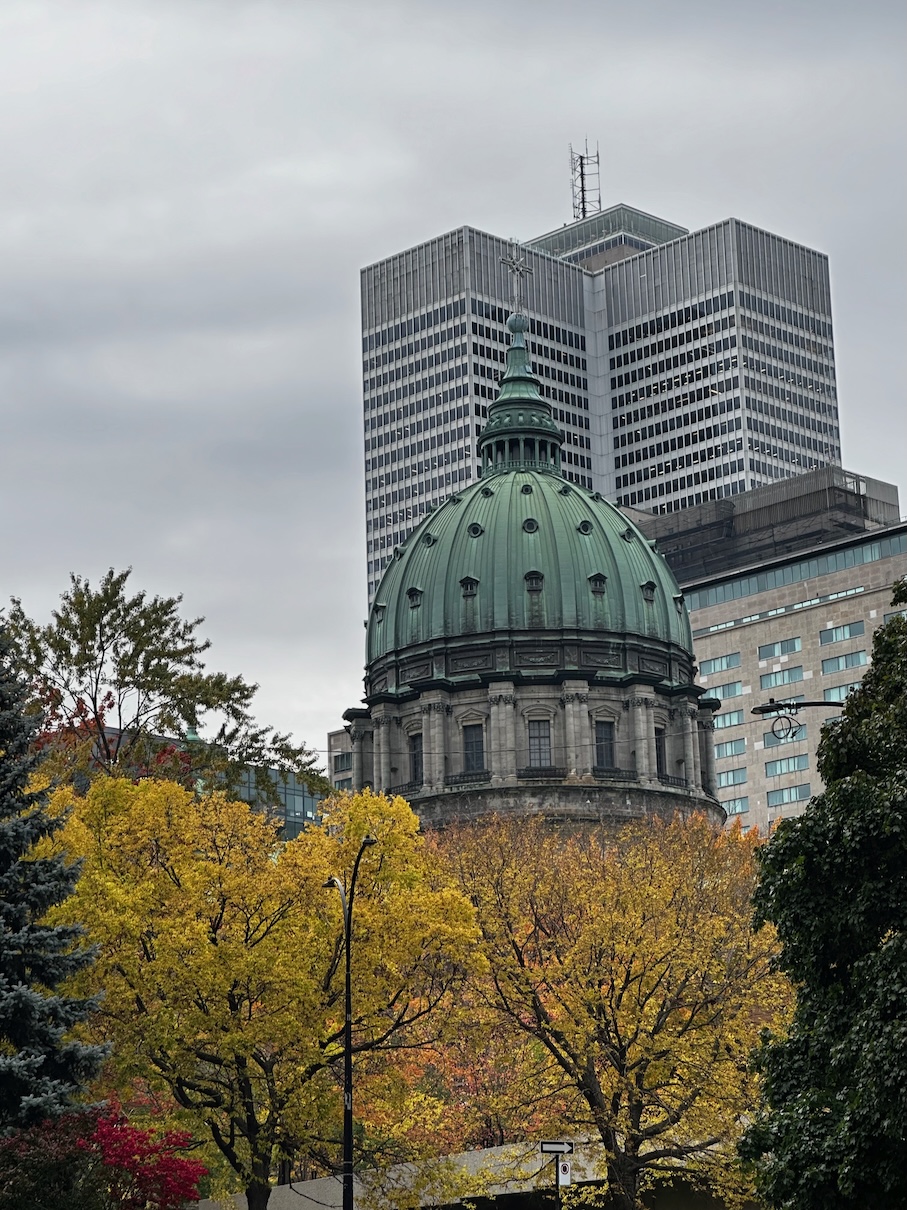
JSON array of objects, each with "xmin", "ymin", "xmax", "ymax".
[
  {"xmin": 481, "ymin": 487, "xmax": 494, "ymax": 498},
  {"xmin": 422, "ymin": 533, "xmax": 437, "ymax": 547},
  {"xmin": 521, "ymin": 484, "xmax": 533, "ymax": 495},
  {"xmin": 622, "ymin": 527, "xmax": 635, "ymax": 543},
  {"xmin": 523, "ymin": 518, "xmax": 539, "ymax": 533},
  {"xmin": 468, "ymin": 523, "xmax": 485, "ymax": 538},
  {"xmin": 577, "ymin": 520, "xmax": 594, "ymax": 535},
  {"xmin": 559, "ymin": 485, "xmax": 572, "ymax": 495}
]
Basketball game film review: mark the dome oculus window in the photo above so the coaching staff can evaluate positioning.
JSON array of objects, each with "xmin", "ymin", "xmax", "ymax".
[
  {"xmin": 422, "ymin": 533, "xmax": 437, "ymax": 547},
  {"xmin": 468, "ymin": 523, "xmax": 484, "ymax": 538},
  {"xmin": 481, "ymin": 487, "xmax": 494, "ymax": 498},
  {"xmin": 521, "ymin": 484, "xmax": 533, "ymax": 495},
  {"xmin": 577, "ymin": 520, "xmax": 593, "ymax": 535},
  {"xmin": 524, "ymin": 571, "xmax": 544, "ymax": 593},
  {"xmin": 523, "ymin": 518, "xmax": 539, "ymax": 533},
  {"xmin": 622, "ymin": 528, "xmax": 635, "ymax": 543}
]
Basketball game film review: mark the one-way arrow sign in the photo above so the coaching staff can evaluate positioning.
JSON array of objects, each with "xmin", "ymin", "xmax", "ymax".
[{"xmin": 539, "ymin": 1141, "xmax": 574, "ymax": 1155}]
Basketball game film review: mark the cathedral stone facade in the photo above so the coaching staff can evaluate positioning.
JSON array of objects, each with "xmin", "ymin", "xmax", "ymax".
[{"xmin": 343, "ymin": 313, "xmax": 723, "ymax": 828}]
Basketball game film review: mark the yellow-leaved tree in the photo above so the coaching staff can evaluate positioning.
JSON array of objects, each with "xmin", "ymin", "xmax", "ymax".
[
  {"xmin": 49, "ymin": 781, "xmax": 477, "ymax": 1210},
  {"xmin": 443, "ymin": 814, "xmax": 789, "ymax": 1210}
]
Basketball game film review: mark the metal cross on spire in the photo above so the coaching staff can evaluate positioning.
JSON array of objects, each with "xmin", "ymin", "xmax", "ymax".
[{"xmin": 500, "ymin": 240, "xmax": 532, "ymax": 314}]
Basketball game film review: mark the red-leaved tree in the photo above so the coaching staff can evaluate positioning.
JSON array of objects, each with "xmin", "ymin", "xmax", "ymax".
[{"xmin": 0, "ymin": 1108, "xmax": 207, "ymax": 1210}]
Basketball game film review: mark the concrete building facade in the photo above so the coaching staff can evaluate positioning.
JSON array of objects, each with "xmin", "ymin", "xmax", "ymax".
[{"xmin": 624, "ymin": 470, "xmax": 906, "ymax": 834}]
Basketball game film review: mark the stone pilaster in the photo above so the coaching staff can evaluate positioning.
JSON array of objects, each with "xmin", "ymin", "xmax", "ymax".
[
  {"xmin": 488, "ymin": 685, "xmax": 516, "ymax": 781},
  {"xmin": 560, "ymin": 686, "xmax": 589, "ymax": 776}
]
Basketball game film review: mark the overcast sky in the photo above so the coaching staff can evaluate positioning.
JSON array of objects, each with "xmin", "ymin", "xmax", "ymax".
[{"xmin": 2, "ymin": 0, "xmax": 904, "ymax": 766}]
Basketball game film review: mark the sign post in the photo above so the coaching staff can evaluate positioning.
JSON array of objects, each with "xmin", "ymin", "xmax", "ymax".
[{"xmin": 539, "ymin": 1142, "xmax": 574, "ymax": 1210}]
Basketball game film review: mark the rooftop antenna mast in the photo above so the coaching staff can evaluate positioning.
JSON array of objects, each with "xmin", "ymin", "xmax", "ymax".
[{"xmin": 569, "ymin": 140, "xmax": 601, "ymax": 221}]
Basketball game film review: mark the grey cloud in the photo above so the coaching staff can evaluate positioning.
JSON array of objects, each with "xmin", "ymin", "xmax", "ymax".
[{"xmin": 1, "ymin": 0, "xmax": 903, "ymax": 762}]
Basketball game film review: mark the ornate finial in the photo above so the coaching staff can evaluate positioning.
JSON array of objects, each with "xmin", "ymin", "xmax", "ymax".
[{"xmin": 500, "ymin": 240, "xmax": 533, "ymax": 314}]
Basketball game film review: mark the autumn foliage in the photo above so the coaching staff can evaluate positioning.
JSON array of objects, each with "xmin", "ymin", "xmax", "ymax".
[
  {"xmin": 0, "ymin": 1107, "xmax": 206, "ymax": 1210},
  {"xmin": 48, "ymin": 782, "xmax": 477, "ymax": 1210},
  {"xmin": 36, "ymin": 770, "xmax": 790, "ymax": 1208},
  {"xmin": 439, "ymin": 814, "xmax": 788, "ymax": 1209}
]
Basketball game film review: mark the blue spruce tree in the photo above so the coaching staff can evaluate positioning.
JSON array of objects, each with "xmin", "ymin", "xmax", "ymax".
[{"xmin": 0, "ymin": 627, "xmax": 105, "ymax": 1129}]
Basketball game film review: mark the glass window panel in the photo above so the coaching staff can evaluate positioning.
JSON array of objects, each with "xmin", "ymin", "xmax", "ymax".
[{"xmin": 528, "ymin": 720, "xmax": 552, "ymax": 767}]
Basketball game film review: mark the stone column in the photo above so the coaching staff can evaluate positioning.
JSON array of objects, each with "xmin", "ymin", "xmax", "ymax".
[
  {"xmin": 560, "ymin": 688, "xmax": 589, "ymax": 776},
  {"xmin": 681, "ymin": 709, "xmax": 696, "ymax": 789},
  {"xmin": 627, "ymin": 697, "xmax": 649, "ymax": 778},
  {"xmin": 350, "ymin": 728, "xmax": 363, "ymax": 790},
  {"xmin": 504, "ymin": 694, "xmax": 517, "ymax": 777},
  {"xmin": 699, "ymin": 714, "xmax": 717, "ymax": 797},
  {"xmin": 488, "ymin": 693, "xmax": 503, "ymax": 780},
  {"xmin": 420, "ymin": 702, "xmax": 449, "ymax": 790},
  {"xmin": 374, "ymin": 717, "xmax": 392, "ymax": 791},
  {"xmin": 645, "ymin": 702, "xmax": 658, "ymax": 780},
  {"xmin": 562, "ymin": 694, "xmax": 577, "ymax": 775},
  {"xmin": 434, "ymin": 705, "xmax": 449, "ymax": 788}
]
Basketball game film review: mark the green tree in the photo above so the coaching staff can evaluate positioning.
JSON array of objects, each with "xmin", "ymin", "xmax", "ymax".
[
  {"xmin": 741, "ymin": 578, "xmax": 907, "ymax": 1207},
  {"xmin": 0, "ymin": 627, "xmax": 105, "ymax": 1130},
  {"xmin": 6, "ymin": 568, "xmax": 327, "ymax": 799}
]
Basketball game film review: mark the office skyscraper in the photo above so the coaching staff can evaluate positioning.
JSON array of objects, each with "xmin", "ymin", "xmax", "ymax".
[{"xmin": 361, "ymin": 204, "xmax": 841, "ymax": 601}]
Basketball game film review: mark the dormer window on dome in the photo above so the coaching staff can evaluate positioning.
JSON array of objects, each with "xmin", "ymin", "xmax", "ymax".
[
  {"xmin": 460, "ymin": 576, "xmax": 479, "ymax": 597},
  {"xmin": 588, "ymin": 573, "xmax": 607, "ymax": 594},
  {"xmin": 525, "ymin": 570, "xmax": 544, "ymax": 593},
  {"xmin": 407, "ymin": 588, "xmax": 423, "ymax": 609},
  {"xmin": 641, "ymin": 581, "xmax": 657, "ymax": 604}
]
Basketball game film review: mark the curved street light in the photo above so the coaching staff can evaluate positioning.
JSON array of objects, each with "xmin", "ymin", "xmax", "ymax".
[{"xmin": 324, "ymin": 836, "xmax": 377, "ymax": 1210}]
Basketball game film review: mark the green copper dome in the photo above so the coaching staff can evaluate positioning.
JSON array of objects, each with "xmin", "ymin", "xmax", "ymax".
[
  {"xmin": 365, "ymin": 311, "xmax": 694, "ymax": 699},
  {"xmin": 367, "ymin": 471, "xmax": 692, "ymax": 669}
]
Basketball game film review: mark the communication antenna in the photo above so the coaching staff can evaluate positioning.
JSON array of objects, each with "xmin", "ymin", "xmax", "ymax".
[{"xmin": 569, "ymin": 140, "xmax": 601, "ymax": 221}]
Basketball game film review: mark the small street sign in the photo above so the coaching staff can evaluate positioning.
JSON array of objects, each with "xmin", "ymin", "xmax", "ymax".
[
  {"xmin": 539, "ymin": 1141, "xmax": 574, "ymax": 1154},
  {"xmin": 557, "ymin": 1161, "xmax": 572, "ymax": 1187}
]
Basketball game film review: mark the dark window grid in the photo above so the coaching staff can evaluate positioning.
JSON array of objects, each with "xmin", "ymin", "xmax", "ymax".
[
  {"xmin": 594, "ymin": 720, "xmax": 615, "ymax": 769},
  {"xmin": 463, "ymin": 724, "xmax": 485, "ymax": 773},
  {"xmin": 528, "ymin": 720, "xmax": 552, "ymax": 768}
]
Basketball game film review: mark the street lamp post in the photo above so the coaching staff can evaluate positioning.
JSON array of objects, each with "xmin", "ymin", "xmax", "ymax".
[{"xmin": 324, "ymin": 836, "xmax": 377, "ymax": 1210}]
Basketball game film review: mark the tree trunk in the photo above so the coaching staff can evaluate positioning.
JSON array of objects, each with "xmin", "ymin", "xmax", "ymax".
[
  {"xmin": 605, "ymin": 1156, "xmax": 640, "ymax": 1210},
  {"xmin": 245, "ymin": 1176, "xmax": 271, "ymax": 1210}
]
